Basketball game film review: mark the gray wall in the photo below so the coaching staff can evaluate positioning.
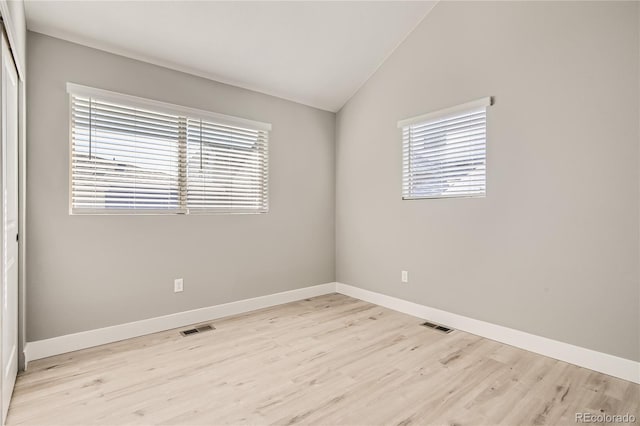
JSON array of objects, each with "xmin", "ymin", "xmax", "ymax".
[
  {"xmin": 336, "ymin": 1, "xmax": 640, "ymax": 361},
  {"xmin": 27, "ymin": 32, "xmax": 335, "ymax": 341}
]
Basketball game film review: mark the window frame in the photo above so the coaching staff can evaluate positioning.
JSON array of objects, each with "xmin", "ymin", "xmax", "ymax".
[
  {"xmin": 67, "ymin": 83, "xmax": 271, "ymax": 215},
  {"xmin": 398, "ymin": 97, "xmax": 492, "ymax": 200}
]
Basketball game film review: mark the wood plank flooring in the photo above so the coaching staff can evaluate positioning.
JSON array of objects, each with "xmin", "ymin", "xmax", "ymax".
[{"xmin": 7, "ymin": 294, "xmax": 639, "ymax": 425}]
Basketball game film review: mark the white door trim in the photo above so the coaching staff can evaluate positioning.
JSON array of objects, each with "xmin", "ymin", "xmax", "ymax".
[{"xmin": 0, "ymin": 28, "xmax": 19, "ymax": 424}]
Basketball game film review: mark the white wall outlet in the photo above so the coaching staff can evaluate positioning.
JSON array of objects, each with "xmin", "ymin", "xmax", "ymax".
[
  {"xmin": 401, "ymin": 270, "xmax": 408, "ymax": 283},
  {"xmin": 174, "ymin": 278, "xmax": 184, "ymax": 293}
]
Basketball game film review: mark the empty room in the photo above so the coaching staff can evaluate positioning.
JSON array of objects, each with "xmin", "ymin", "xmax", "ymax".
[{"xmin": 0, "ymin": 0, "xmax": 636, "ymax": 424}]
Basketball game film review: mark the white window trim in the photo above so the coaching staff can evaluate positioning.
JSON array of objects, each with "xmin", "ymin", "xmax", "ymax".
[
  {"xmin": 397, "ymin": 97, "xmax": 492, "ymax": 129},
  {"xmin": 67, "ymin": 83, "xmax": 271, "ymax": 131},
  {"xmin": 67, "ymin": 83, "xmax": 271, "ymax": 215}
]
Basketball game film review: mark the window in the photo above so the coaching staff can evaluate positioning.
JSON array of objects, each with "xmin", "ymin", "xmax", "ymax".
[
  {"xmin": 68, "ymin": 83, "xmax": 270, "ymax": 214},
  {"xmin": 398, "ymin": 97, "xmax": 491, "ymax": 199}
]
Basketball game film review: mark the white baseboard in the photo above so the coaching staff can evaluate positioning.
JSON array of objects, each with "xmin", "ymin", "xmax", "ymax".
[
  {"xmin": 24, "ymin": 281, "xmax": 639, "ymax": 384},
  {"xmin": 24, "ymin": 282, "xmax": 337, "ymax": 366},
  {"xmin": 335, "ymin": 282, "xmax": 640, "ymax": 384}
]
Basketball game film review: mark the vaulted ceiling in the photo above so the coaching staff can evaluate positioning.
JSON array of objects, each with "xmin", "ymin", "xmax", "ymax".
[{"xmin": 25, "ymin": 1, "xmax": 436, "ymax": 111}]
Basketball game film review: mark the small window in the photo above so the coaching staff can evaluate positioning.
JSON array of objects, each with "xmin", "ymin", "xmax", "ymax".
[
  {"xmin": 398, "ymin": 97, "xmax": 491, "ymax": 199},
  {"xmin": 68, "ymin": 83, "xmax": 270, "ymax": 214}
]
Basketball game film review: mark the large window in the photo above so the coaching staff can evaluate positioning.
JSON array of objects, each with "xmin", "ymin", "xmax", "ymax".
[
  {"xmin": 68, "ymin": 84, "xmax": 270, "ymax": 214},
  {"xmin": 398, "ymin": 97, "xmax": 491, "ymax": 199}
]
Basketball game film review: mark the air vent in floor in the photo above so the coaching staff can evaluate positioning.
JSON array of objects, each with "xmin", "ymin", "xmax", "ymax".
[
  {"xmin": 421, "ymin": 321, "xmax": 453, "ymax": 334},
  {"xmin": 180, "ymin": 324, "xmax": 215, "ymax": 337}
]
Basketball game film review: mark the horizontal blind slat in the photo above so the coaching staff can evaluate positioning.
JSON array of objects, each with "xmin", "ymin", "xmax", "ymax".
[
  {"xmin": 405, "ymin": 130, "xmax": 486, "ymax": 150},
  {"xmin": 408, "ymin": 118, "xmax": 485, "ymax": 140}
]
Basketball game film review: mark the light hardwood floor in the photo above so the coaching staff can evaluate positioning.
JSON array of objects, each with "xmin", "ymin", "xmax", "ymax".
[{"xmin": 7, "ymin": 294, "xmax": 639, "ymax": 425}]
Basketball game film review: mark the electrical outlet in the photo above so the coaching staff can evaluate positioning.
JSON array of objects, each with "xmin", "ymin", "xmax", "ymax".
[
  {"xmin": 174, "ymin": 278, "xmax": 184, "ymax": 293},
  {"xmin": 401, "ymin": 270, "xmax": 408, "ymax": 283}
]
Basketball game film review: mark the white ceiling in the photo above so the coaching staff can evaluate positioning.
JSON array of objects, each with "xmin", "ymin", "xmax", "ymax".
[{"xmin": 24, "ymin": 1, "xmax": 436, "ymax": 112}]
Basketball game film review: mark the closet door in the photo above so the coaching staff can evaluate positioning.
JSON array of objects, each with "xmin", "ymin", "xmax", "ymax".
[{"xmin": 1, "ymin": 29, "xmax": 19, "ymax": 423}]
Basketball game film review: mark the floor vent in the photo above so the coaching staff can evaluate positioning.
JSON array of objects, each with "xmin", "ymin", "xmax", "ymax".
[
  {"xmin": 421, "ymin": 321, "xmax": 454, "ymax": 334},
  {"xmin": 180, "ymin": 324, "xmax": 215, "ymax": 337}
]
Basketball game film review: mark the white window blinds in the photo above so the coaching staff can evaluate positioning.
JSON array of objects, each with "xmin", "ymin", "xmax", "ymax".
[
  {"xmin": 186, "ymin": 119, "xmax": 268, "ymax": 212},
  {"xmin": 68, "ymin": 83, "xmax": 271, "ymax": 214},
  {"xmin": 71, "ymin": 96, "xmax": 183, "ymax": 213},
  {"xmin": 398, "ymin": 97, "xmax": 491, "ymax": 199}
]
